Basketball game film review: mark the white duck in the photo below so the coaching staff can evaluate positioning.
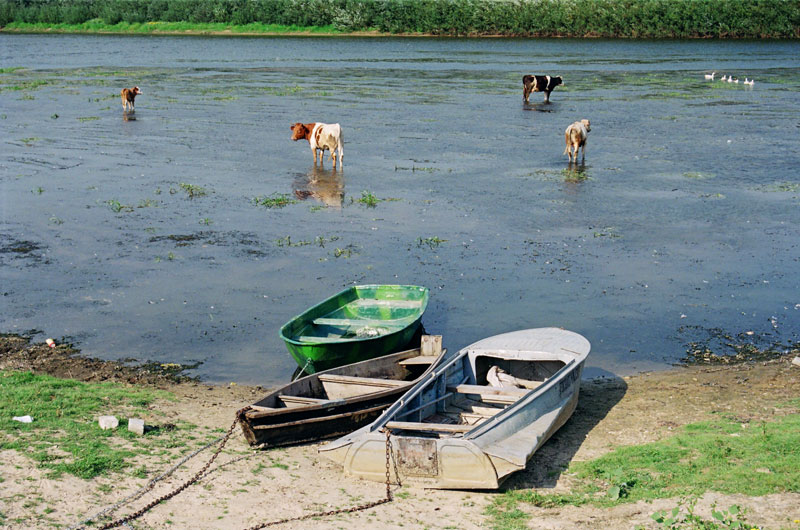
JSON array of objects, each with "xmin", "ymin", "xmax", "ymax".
[
  {"xmin": 727, "ymin": 76, "xmax": 734, "ymax": 83},
  {"xmin": 720, "ymin": 74, "xmax": 728, "ymax": 81},
  {"xmin": 704, "ymin": 71, "xmax": 716, "ymax": 80},
  {"xmin": 744, "ymin": 78, "xmax": 755, "ymax": 86}
]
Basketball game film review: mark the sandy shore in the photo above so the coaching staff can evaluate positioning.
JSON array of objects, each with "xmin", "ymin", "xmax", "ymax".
[{"xmin": 1, "ymin": 337, "xmax": 799, "ymax": 529}]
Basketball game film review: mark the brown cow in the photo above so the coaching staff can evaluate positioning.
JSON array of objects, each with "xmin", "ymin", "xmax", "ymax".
[
  {"xmin": 120, "ymin": 86, "xmax": 142, "ymax": 112},
  {"xmin": 290, "ymin": 122, "xmax": 344, "ymax": 168}
]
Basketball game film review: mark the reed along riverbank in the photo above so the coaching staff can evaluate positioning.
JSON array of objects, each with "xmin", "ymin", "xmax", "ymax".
[{"xmin": 2, "ymin": 0, "xmax": 799, "ymax": 38}]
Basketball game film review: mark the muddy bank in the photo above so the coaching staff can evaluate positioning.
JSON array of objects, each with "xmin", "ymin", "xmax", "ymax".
[{"xmin": 1, "ymin": 336, "xmax": 799, "ymax": 529}]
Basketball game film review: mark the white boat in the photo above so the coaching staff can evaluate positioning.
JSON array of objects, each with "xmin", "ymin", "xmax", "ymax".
[{"xmin": 320, "ymin": 327, "xmax": 591, "ymax": 489}]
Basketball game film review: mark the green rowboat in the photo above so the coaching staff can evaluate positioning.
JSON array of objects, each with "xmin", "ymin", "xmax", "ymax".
[{"xmin": 280, "ymin": 285, "xmax": 430, "ymax": 374}]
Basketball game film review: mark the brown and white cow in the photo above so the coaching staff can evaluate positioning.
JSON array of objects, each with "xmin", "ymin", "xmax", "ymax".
[
  {"xmin": 290, "ymin": 122, "xmax": 344, "ymax": 167},
  {"xmin": 522, "ymin": 75, "xmax": 563, "ymax": 103},
  {"xmin": 563, "ymin": 119, "xmax": 591, "ymax": 163},
  {"xmin": 121, "ymin": 86, "xmax": 142, "ymax": 112}
]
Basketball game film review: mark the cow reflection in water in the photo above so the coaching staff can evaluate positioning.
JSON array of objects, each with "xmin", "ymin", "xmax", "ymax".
[{"xmin": 293, "ymin": 166, "xmax": 344, "ymax": 208}]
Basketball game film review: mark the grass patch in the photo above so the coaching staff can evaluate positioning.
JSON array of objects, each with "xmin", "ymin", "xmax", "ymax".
[
  {"xmin": 355, "ymin": 190, "xmax": 381, "ymax": 208},
  {"xmin": 178, "ymin": 183, "xmax": 208, "ymax": 198},
  {"xmin": 416, "ymin": 236, "xmax": 447, "ymax": 249},
  {"xmin": 0, "ymin": 371, "xmax": 171, "ymax": 479},
  {"xmin": 0, "ymin": 80, "xmax": 48, "ymax": 93},
  {"xmin": 647, "ymin": 497, "xmax": 760, "ymax": 530},
  {"xmin": 253, "ymin": 193, "xmax": 297, "ymax": 209},
  {"xmin": 487, "ymin": 412, "xmax": 800, "ymax": 529},
  {"xmin": 758, "ymin": 182, "xmax": 800, "ymax": 193},
  {"xmin": 684, "ymin": 171, "xmax": 715, "ymax": 180},
  {"xmin": 106, "ymin": 199, "xmax": 133, "ymax": 213}
]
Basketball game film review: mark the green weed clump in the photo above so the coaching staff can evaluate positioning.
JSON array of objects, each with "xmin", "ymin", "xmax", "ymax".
[{"xmin": 1, "ymin": 0, "xmax": 798, "ymax": 38}]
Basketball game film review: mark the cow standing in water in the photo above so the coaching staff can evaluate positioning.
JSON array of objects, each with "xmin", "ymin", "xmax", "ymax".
[
  {"xmin": 120, "ymin": 86, "xmax": 142, "ymax": 111},
  {"xmin": 290, "ymin": 122, "xmax": 344, "ymax": 168},
  {"xmin": 522, "ymin": 75, "xmax": 563, "ymax": 103}
]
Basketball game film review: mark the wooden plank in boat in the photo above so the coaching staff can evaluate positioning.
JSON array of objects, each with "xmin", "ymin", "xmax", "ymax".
[
  {"xmin": 312, "ymin": 317, "xmax": 394, "ymax": 327},
  {"xmin": 297, "ymin": 335, "xmax": 344, "ymax": 343},
  {"xmin": 278, "ymin": 395, "xmax": 331, "ymax": 405},
  {"xmin": 397, "ymin": 355, "xmax": 440, "ymax": 366},
  {"xmin": 385, "ymin": 421, "xmax": 472, "ymax": 433},
  {"xmin": 318, "ymin": 374, "xmax": 408, "ymax": 388},
  {"xmin": 349, "ymin": 299, "xmax": 422, "ymax": 309},
  {"xmin": 447, "ymin": 384, "xmax": 529, "ymax": 397}
]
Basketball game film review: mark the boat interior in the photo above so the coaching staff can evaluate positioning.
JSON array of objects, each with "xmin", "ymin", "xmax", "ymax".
[
  {"xmin": 296, "ymin": 299, "xmax": 425, "ymax": 341},
  {"xmin": 247, "ymin": 343, "xmax": 442, "ymax": 415},
  {"xmin": 384, "ymin": 353, "xmax": 567, "ymax": 438}
]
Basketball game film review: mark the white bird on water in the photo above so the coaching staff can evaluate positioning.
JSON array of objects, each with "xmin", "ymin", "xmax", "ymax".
[
  {"xmin": 720, "ymin": 74, "xmax": 728, "ymax": 81},
  {"xmin": 727, "ymin": 76, "xmax": 734, "ymax": 83},
  {"xmin": 704, "ymin": 71, "xmax": 716, "ymax": 80},
  {"xmin": 744, "ymin": 78, "xmax": 755, "ymax": 86}
]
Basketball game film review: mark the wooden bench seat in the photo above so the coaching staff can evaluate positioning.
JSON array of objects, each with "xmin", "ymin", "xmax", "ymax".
[
  {"xmin": 385, "ymin": 421, "xmax": 472, "ymax": 433},
  {"xmin": 312, "ymin": 317, "xmax": 396, "ymax": 327},
  {"xmin": 296, "ymin": 335, "xmax": 344, "ymax": 343},
  {"xmin": 397, "ymin": 355, "xmax": 441, "ymax": 366},
  {"xmin": 278, "ymin": 394, "xmax": 331, "ymax": 405},
  {"xmin": 348, "ymin": 299, "xmax": 423, "ymax": 309},
  {"xmin": 447, "ymin": 384, "xmax": 529, "ymax": 405},
  {"xmin": 318, "ymin": 374, "xmax": 407, "ymax": 388}
]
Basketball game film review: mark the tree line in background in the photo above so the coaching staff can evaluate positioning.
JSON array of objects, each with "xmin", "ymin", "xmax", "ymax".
[{"xmin": 1, "ymin": 0, "xmax": 798, "ymax": 38}]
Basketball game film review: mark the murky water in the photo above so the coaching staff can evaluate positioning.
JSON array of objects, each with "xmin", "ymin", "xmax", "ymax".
[{"xmin": 2, "ymin": 35, "xmax": 799, "ymax": 384}]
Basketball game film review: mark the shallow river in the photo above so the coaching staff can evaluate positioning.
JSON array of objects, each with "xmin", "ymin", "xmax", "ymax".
[{"xmin": 1, "ymin": 35, "xmax": 799, "ymax": 384}]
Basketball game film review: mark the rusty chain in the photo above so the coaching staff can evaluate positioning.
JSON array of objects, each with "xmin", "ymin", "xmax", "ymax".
[
  {"xmin": 89, "ymin": 409, "xmax": 397, "ymax": 530},
  {"xmin": 95, "ymin": 410, "xmax": 244, "ymax": 530},
  {"xmin": 241, "ymin": 428, "xmax": 396, "ymax": 530}
]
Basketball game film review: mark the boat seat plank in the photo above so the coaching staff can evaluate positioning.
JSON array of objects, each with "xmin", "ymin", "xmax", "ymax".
[
  {"xmin": 248, "ymin": 405, "xmax": 280, "ymax": 412},
  {"xmin": 349, "ymin": 299, "xmax": 422, "ymax": 309},
  {"xmin": 385, "ymin": 421, "xmax": 472, "ymax": 433},
  {"xmin": 397, "ymin": 355, "xmax": 440, "ymax": 366},
  {"xmin": 447, "ymin": 384, "xmax": 530, "ymax": 398},
  {"xmin": 296, "ymin": 335, "xmax": 344, "ymax": 343},
  {"xmin": 318, "ymin": 374, "xmax": 408, "ymax": 388},
  {"xmin": 312, "ymin": 317, "xmax": 400, "ymax": 327},
  {"xmin": 278, "ymin": 395, "xmax": 331, "ymax": 405}
]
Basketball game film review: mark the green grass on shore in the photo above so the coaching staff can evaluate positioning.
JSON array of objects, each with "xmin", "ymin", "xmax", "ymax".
[
  {"xmin": 0, "ymin": 370, "xmax": 183, "ymax": 479},
  {"xmin": 487, "ymin": 406, "xmax": 800, "ymax": 529}
]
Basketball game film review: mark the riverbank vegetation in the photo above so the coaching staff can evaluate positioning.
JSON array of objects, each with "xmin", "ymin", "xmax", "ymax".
[{"xmin": 1, "ymin": 0, "xmax": 798, "ymax": 38}]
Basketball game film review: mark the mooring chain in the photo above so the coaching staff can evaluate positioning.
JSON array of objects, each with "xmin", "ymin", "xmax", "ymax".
[
  {"xmin": 78, "ymin": 408, "xmax": 397, "ymax": 530},
  {"xmin": 67, "ymin": 429, "xmax": 233, "ymax": 530},
  {"xmin": 95, "ymin": 411, "xmax": 244, "ymax": 530},
  {"xmin": 241, "ymin": 429, "xmax": 397, "ymax": 530}
]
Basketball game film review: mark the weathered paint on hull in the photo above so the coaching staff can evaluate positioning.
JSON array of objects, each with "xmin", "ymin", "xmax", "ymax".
[{"xmin": 339, "ymin": 433, "xmax": 502, "ymax": 489}]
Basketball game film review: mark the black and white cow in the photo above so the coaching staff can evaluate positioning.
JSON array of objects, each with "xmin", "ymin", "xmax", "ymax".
[{"xmin": 522, "ymin": 75, "xmax": 563, "ymax": 103}]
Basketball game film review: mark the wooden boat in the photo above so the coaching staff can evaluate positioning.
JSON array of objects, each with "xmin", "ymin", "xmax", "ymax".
[
  {"xmin": 238, "ymin": 336, "xmax": 446, "ymax": 448},
  {"xmin": 320, "ymin": 327, "xmax": 590, "ymax": 489},
  {"xmin": 280, "ymin": 284, "xmax": 429, "ymax": 374}
]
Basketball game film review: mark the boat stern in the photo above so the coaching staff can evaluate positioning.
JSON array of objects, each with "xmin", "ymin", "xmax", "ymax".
[{"xmin": 327, "ymin": 432, "xmax": 502, "ymax": 489}]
